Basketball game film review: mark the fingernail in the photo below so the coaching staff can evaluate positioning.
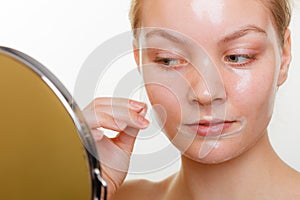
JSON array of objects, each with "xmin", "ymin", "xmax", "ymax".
[
  {"xmin": 139, "ymin": 106, "xmax": 148, "ymax": 116},
  {"xmin": 130, "ymin": 100, "xmax": 144, "ymax": 111},
  {"xmin": 138, "ymin": 115, "xmax": 149, "ymax": 127}
]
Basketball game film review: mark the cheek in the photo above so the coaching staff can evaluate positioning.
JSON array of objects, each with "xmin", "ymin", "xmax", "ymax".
[
  {"xmin": 227, "ymin": 67, "xmax": 277, "ymax": 124},
  {"xmin": 145, "ymin": 84, "xmax": 183, "ymax": 137},
  {"xmin": 146, "ymin": 85, "xmax": 180, "ymax": 116}
]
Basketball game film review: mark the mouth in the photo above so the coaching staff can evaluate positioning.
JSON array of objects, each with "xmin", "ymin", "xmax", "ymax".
[{"xmin": 185, "ymin": 120, "xmax": 237, "ymax": 137}]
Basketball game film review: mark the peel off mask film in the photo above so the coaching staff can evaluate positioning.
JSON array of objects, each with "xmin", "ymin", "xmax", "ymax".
[
  {"xmin": 74, "ymin": 0, "xmax": 283, "ymax": 173},
  {"xmin": 137, "ymin": 27, "xmax": 247, "ymax": 161},
  {"xmin": 73, "ymin": 28, "xmax": 254, "ymax": 173}
]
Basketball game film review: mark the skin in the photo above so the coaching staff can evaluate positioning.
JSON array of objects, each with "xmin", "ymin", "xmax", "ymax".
[
  {"xmin": 83, "ymin": 0, "xmax": 300, "ymax": 199},
  {"xmin": 137, "ymin": 0, "xmax": 284, "ymax": 164}
]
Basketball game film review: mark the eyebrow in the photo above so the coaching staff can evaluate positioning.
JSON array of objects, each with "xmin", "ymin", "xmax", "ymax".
[
  {"xmin": 220, "ymin": 25, "xmax": 267, "ymax": 44},
  {"xmin": 143, "ymin": 25, "xmax": 267, "ymax": 46},
  {"xmin": 144, "ymin": 29, "xmax": 190, "ymax": 45}
]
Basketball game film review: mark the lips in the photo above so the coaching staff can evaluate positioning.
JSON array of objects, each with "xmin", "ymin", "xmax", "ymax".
[{"xmin": 186, "ymin": 120, "xmax": 236, "ymax": 137}]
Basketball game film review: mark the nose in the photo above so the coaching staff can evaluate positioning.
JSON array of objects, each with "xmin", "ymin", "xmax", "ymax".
[{"xmin": 187, "ymin": 64, "xmax": 226, "ymax": 107}]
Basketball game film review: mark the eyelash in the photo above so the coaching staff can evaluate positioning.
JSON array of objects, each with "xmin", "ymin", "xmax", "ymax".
[
  {"xmin": 224, "ymin": 54, "xmax": 257, "ymax": 67},
  {"xmin": 153, "ymin": 56, "xmax": 188, "ymax": 70},
  {"xmin": 152, "ymin": 53, "xmax": 257, "ymax": 70}
]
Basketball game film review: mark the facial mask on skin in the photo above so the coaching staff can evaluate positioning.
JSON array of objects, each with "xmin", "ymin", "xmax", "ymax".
[{"xmin": 137, "ymin": 27, "xmax": 247, "ymax": 160}]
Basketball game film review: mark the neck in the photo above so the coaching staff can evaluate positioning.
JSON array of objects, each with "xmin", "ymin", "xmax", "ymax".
[{"xmin": 173, "ymin": 133, "xmax": 285, "ymax": 199}]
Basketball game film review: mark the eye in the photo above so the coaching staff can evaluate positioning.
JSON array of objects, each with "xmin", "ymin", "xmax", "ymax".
[
  {"xmin": 154, "ymin": 57, "xmax": 187, "ymax": 67},
  {"xmin": 224, "ymin": 54, "xmax": 255, "ymax": 67}
]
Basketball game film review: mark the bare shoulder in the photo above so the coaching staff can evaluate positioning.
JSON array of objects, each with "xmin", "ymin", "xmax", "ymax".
[
  {"xmin": 112, "ymin": 174, "xmax": 177, "ymax": 200},
  {"xmin": 277, "ymin": 167, "xmax": 300, "ymax": 199},
  {"xmin": 290, "ymin": 169, "xmax": 300, "ymax": 198},
  {"xmin": 112, "ymin": 179, "xmax": 160, "ymax": 200}
]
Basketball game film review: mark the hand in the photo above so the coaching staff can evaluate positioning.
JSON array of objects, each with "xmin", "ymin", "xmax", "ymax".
[{"xmin": 83, "ymin": 97, "xmax": 149, "ymax": 199}]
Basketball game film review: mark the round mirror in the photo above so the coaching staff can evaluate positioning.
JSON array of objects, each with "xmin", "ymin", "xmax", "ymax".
[{"xmin": 0, "ymin": 47, "xmax": 106, "ymax": 200}]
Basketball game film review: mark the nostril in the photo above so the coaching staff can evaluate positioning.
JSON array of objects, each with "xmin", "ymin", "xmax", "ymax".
[{"xmin": 189, "ymin": 90, "xmax": 226, "ymax": 107}]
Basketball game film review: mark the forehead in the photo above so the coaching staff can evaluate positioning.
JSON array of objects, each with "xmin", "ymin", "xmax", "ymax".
[{"xmin": 141, "ymin": 0, "xmax": 274, "ymax": 44}]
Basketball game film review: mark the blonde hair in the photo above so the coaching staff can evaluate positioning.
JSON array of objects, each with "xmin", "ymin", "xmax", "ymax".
[{"xmin": 129, "ymin": 0, "xmax": 292, "ymax": 46}]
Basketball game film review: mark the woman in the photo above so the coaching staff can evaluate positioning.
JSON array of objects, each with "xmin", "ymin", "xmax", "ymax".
[{"xmin": 83, "ymin": 0, "xmax": 300, "ymax": 199}]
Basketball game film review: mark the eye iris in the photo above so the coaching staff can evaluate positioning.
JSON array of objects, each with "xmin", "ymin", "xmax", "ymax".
[
  {"xmin": 162, "ymin": 58, "xmax": 172, "ymax": 65},
  {"xmin": 229, "ymin": 55, "xmax": 238, "ymax": 62},
  {"xmin": 162, "ymin": 58, "xmax": 179, "ymax": 66}
]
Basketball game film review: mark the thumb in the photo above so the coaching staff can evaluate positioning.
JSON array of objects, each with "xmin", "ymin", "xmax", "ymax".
[
  {"xmin": 93, "ymin": 126, "xmax": 140, "ymax": 173},
  {"xmin": 112, "ymin": 126, "xmax": 140, "ymax": 154}
]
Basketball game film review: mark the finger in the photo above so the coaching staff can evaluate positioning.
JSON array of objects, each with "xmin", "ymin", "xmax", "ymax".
[
  {"xmin": 83, "ymin": 98, "xmax": 148, "ymax": 129},
  {"xmin": 83, "ymin": 110, "xmax": 127, "ymax": 131},
  {"xmin": 91, "ymin": 128, "xmax": 137, "ymax": 153},
  {"xmin": 92, "ymin": 105, "xmax": 149, "ymax": 129},
  {"xmin": 112, "ymin": 126, "xmax": 140, "ymax": 153},
  {"xmin": 95, "ymin": 132, "xmax": 131, "ymax": 172},
  {"xmin": 90, "ymin": 129, "xmax": 105, "ymax": 141},
  {"xmin": 91, "ymin": 126, "xmax": 140, "ymax": 160},
  {"xmin": 94, "ymin": 97, "xmax": 146, "ymax": 112}
]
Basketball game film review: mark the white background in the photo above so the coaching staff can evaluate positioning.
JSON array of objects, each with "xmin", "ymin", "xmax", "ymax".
[{"xmin": 1, "ymin": 0, "xmax": 299, "ymax": 181}]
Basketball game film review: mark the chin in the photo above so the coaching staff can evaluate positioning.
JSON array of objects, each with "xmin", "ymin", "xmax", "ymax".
[
  {"xmin": 177, "ymin": 136, "xmax": 252, "ymax": 164},
  {"xmin": 183, "ymin": 146, "xmax": 247, "ymax": 165},
  {"xmin": 180, "ymin": 131, "xmax": 267, "ymax": 165}
]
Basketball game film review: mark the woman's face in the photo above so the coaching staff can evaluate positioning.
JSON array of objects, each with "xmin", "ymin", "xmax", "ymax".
[{"xmin": 137, "ymin": 0, "xmax": 290, "ymax": 163}]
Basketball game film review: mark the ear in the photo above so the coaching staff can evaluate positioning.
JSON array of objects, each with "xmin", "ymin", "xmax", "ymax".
[
  {"xmin": 277, "ymin": 29, "xmax": 292, "ymax": 86},
  {"xmin": 133, "ymin": 43, "xmax": 141, "ymax": 73}
]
